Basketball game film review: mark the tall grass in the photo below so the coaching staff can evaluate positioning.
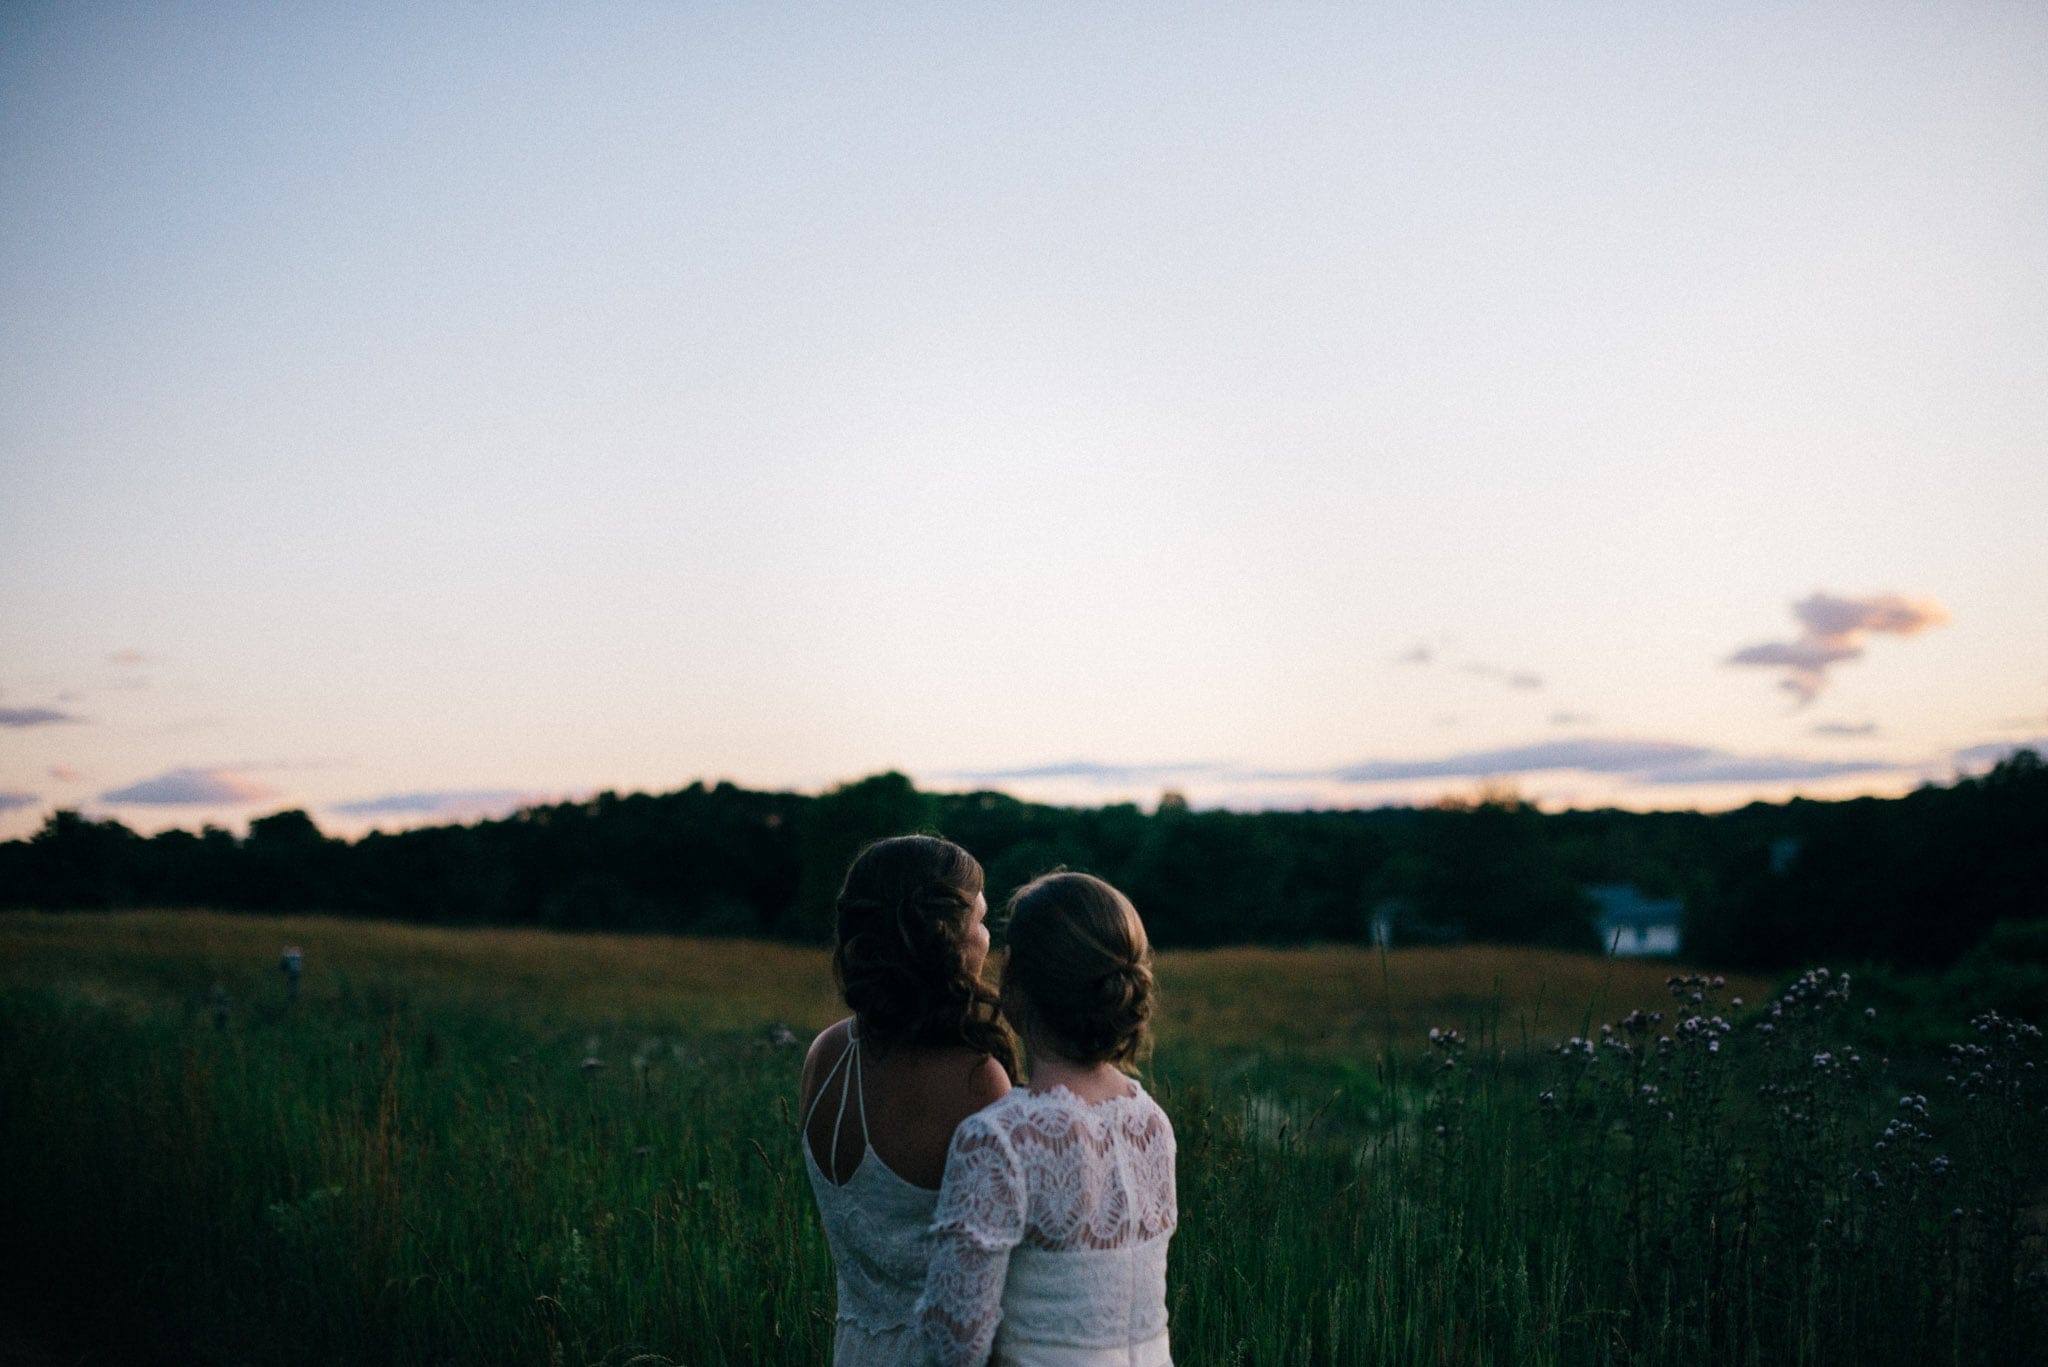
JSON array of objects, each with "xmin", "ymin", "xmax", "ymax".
[{"xmin": 0, "ymin": 912, "xmax": 2040, "ymax": 1365}]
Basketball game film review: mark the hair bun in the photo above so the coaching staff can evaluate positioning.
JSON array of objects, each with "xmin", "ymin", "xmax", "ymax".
[
  {"xmin": 1080, "ymin": 959, "xmax": 1153, "ymax": 1059},
  {"xmin": 1093, "ymin": 958, "xmax": 1147, "ymax": 1008},
  {"xmin": 1002, "ymin": 871, "xmax": 1156, "ymax": 1067}
]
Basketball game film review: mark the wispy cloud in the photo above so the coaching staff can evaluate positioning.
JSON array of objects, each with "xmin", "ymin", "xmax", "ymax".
[
  {"xmin": 1326, "ymin": 739, "xmax": 1719, "ymax": 782},
  {"xmin": 329, "ymin": 789, "xmax": 548, "ymax": 821},
  {"xmin": 935, "ymin": 760, "xmax": 1226, "ymax": 787},
  {"xmin": 1326, "ymin": 739, "xmax": 1899, "ymax": 786},
  {"xmin": 0, "ymin": 706, "xmax": 85, "ymax": 728},
  {"xmin": 107, "ymin": 649, "xmax": 152, "ymax": 666},
  {"xmin": 1550, "ymin": 711, "xmax": 1595, "ymax": 726},
  {"xmin": 952, "ymin": 738, "xmax": 1904, "ymax": 797},
  {"xmin": 1728, "ymin": 591, "xmax": 1949, "ymax": 705},
  {"xmin": 1949, "ymin": 738, "xmax": 2048, "ymax": 775},
  {"xmin": 47, "ymin": 766, "xmax": 85, "ymax": 782},
  {"xmin": 1636, "ymin": 754, "xmax": 1896, "ymax": 785},
  {"xmin": 1391, "ymin": 643, "xmax": 1542, "ymax": 690},
  {"xmin": 0, "ymin": 791, "xmax": 39, "ymax": 813},
  {"xmin": 1811, "ymin": 721, "xmax": 1878, "ymax": 737},
  {"xmin": 1461, "ymin": 662, "xmax": 1544, "ymax": 690},
  {"xmin": 100, "ymin": 767, "xmax": 281, "ymax": 805}
]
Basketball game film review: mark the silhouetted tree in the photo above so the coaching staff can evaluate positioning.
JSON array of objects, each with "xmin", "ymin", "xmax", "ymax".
[
  {"xmin": 2, "ymin": 752, "xmax": 2040, "ymax": 971},
  {"xmin": 788, "ymin": 772, "xmax": 930, "ymax": 940}
]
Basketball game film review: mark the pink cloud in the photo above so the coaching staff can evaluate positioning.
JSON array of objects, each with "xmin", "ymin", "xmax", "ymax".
[
  {"xmin": 1794, "ymin": 593, "xmax": 1947, "ymax": 640},
  {"xmin": 100, "ymin": 767, "xmax": 282, "ymax": 805},
  {"xmin": 1727, "ymin": 591, "xmax": 1948, "ymax": 705}
]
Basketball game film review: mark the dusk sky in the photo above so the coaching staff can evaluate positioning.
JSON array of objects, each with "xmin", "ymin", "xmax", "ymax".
[{"xmin": 4, "ymin": 2, "xmax": 2046, "ymax": 839}]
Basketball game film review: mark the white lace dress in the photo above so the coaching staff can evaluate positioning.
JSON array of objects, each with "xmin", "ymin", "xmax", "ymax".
[
  {"xmin": 802, "ymin": 1030, "xmax": 942, "ymax": 1366},
  {"xmin": 916, "ymin": 1082, "xmax": 1178, "ymax": 1366}
]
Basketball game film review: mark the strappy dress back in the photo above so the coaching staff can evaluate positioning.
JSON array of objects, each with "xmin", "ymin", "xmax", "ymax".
[{"xmin": 802, "ymin": 1026, "xmax": 941, "ymax": 1366}]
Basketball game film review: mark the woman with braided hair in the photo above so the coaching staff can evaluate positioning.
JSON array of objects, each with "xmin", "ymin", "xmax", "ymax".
[
  {"xmin": 916, "ymin": 871, "xmax": 1179, "ymax": 1366},
  {"xmin": 798, "ymin": 835, "xmax": 1019, "ymax": 1366}
]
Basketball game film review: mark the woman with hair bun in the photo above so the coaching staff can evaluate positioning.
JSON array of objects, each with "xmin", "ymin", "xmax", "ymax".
[
  {"xmin": 916, "ymin": 871, "xmax": 1178, "ymax": 1366},
  {"xmin": 799, "ymin": 836, "xmax": 1019, "ymax": 1366}
]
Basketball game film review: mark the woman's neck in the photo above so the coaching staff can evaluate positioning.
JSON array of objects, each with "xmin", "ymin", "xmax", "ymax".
[{"xmin": 1024, "ymin": 1045, "xmax": 1132, "ymax": 1102}]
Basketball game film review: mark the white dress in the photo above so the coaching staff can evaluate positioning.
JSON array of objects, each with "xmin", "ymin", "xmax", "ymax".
[
  {"xmin": 916, "ymin": 1082, "xmax": 1178, "ymax": 1366},
  {"xmin": 802, "ymin": 1029, "xmax": 942, "ymax": 1366}
]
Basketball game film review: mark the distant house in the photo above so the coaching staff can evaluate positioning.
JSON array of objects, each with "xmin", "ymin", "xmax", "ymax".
[{"xmin": 1587, "ymin": 884, "xmax": 1683, "ymax": 956}]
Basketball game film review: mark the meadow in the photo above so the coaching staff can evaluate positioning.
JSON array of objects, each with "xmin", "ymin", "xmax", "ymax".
[{"xmin": 0, "ymin": 911, "xmax": 2041, "ymax": 1366}]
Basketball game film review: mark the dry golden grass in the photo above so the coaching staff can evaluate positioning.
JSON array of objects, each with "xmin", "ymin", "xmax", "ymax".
[
  {"xmin": 0, "ymin": 909, "xmax": 841, "ymax": 1032},
  {"xmin": 0, "ymin": 910, "xmax": 1769, "ymax": 1055},
  {"xmin": 1157, "ymin": 943, "xmax": 1770, "ymax": 1055}
]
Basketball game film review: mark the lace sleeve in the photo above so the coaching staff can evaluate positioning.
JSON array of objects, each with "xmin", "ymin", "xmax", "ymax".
[{"xmin": 916, "ymin": 1113, "xmax": 1025, "ymax": 1366}]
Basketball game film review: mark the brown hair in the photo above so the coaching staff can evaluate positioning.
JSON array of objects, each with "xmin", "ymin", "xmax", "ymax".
[
  {"xmin": 1000, "ymin": 871, "xmax": 1154, "ymax": 1069},
  {"xmin": 832, "ymin": 835, "xmax": 1019, "ymax": 1079}
]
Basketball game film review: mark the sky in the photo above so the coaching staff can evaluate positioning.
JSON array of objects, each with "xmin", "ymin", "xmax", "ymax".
[{"xmin": 3, "ymin": 1, "xmax": 2046, "ymax": 839}]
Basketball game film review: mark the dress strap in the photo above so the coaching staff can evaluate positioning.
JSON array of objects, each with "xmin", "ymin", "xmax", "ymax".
[
  {"xmin": 801, "ymin": 1025, "xmax": 854, "ymax": 1135},
  {"xmin": 851, "ymin": 1023, "xmax": 872, "ymax": 1148},
  {"xmin": 805, "ymin": 1022, "xmax": 872, "ymax": 1180}
]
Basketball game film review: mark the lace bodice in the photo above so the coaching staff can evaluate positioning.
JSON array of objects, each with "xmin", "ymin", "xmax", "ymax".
[
  {"xmin": 917, "ymin": 1082, "xmax": 1177, "ymax": 1366},
  {"xmin": 801, "ymin": 1031, "xmax": 941, "ymax": 1365}
]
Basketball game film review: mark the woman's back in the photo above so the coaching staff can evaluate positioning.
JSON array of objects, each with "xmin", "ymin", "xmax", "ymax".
[
  {"xmin": 800, "ymin": 1019, "xmax": 1007, "ymax": 1365},
  {"xmin": 918, "ymin": 1080, "xmax": 1178, "ymax": 1366}
]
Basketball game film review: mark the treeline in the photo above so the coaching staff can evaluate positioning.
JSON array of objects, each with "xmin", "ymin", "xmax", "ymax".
[{"xmin": 1, "ymin": 752, "xmax": 2043, "ymax": 972}]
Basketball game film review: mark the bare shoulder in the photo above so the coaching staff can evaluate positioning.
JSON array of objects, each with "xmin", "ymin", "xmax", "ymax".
[
  {"xmin": 800, "ymin": 1017, "xmax": 854, "ymax": 1095},
  {"xmin": 921, "ymin": 1046, "xmax": 1010, "ymax": 1127},
  {"xmin": 965, "ymin": 1053, "xmax": 1012, "ymax": 1109}
]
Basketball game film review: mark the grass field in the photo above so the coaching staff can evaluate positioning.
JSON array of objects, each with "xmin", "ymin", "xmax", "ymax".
[{"xmin": 1, "ymin": 911, "xmax": 2041, "ymax": 1366}]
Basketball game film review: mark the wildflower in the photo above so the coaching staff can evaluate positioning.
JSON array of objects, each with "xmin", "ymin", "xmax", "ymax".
[
  {"xmin": 580, "ymin": 1057, "xmax": 606, "ymax": 1071},
  {"xmin": 1865, "ymin": 1007, "xmax": 1876, "ymax": 1020}
]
